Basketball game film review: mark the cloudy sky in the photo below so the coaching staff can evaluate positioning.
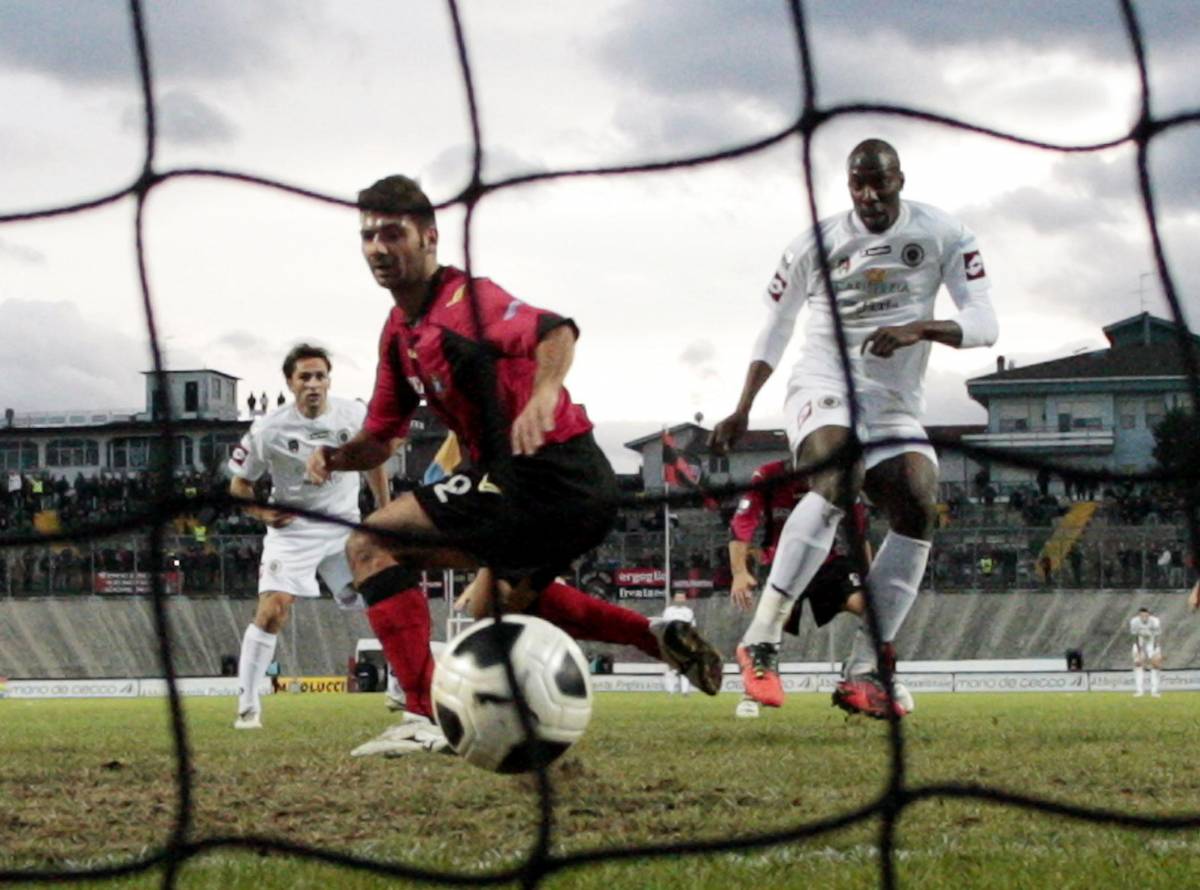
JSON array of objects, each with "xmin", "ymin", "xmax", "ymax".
[{"xmin": 1, "ymin": 0, "xmax": 1196, "ymax": 472}]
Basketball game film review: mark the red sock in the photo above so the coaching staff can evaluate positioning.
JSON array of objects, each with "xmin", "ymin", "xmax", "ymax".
[
  {"xmin": 534, "ymin": 581, "xmax": 659, "ymax": 659},
  {"xmin": 365, "ymin": 587, "xmax": 434, "ymax": 719}
]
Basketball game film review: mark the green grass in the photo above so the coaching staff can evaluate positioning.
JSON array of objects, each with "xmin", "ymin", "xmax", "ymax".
[{"xmin": 3, "ymin": 692, "xmax": 1200, "ymax": 888}]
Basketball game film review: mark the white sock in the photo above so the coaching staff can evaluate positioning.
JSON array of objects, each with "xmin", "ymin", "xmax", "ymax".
[
  {"xmin": 845, "ymin": 623, "xmax": 877, "ymax": 677},
  {"xmin": 1150, "ymin": 669, "xmax": 1160, "ymax": 694},
  {"xmin": 1134, "ymin": 666, "xmax": 1144, "ymax": 693},
  {"xmin": 867, "ymin": 531, "xmax": 931, "ymax": 643},
  {"xmin": 743, "ymin": 492, "xmax": 843, "ymax": 645},
  {"xmin": 238, "ymin": 623, "xmax": 277, "ymax": 714},
  {"xmin": 387, "ymin": 671, "xmax": 403, "ymax": 698}
]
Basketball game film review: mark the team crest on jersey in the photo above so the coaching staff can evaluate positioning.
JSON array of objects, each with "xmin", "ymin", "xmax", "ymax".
[
  {"xmin": 866, "ymin": 269, "xmax": 887, "ymax": 285},
  {"xmin": 338, "ymin": 429, "xmax": 350, "ymax": 443},
  {"xmin": 268, "ymin": 560, "xmax": 282, "ymax": 574},
  {"xmin": 287, "ymin": 439, "xmax": 299, "ymax": 453},
  {"xmin": 231, "ymin": 446, "xmax": 247, "ymax": 466},
  {"xmin": 901, "ymin": 243, "xmax": 924, "ymax": 267},
  {"xmin": 963, "ymin": 250, "xmax": 986, "ymax": 280},
  {"xmin": 818, "ymin": 395, "xmax": 842, "ymax": 410}
]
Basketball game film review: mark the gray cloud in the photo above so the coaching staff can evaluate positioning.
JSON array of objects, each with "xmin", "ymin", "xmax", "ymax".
[
  {"xmin": 0, "ymin": 0, "xmax": 326, "ymax": 86},
  {"xmin": 591, "ymin": 1, "xmax": 1197, "ymax": 156},
  {"xmin": 0, "ymin": 237, "xmax": 45, "ymax": 264},
  {"xmin": 120, "ymin": 89, "xmax": 237, "ymax": 146},
  {"xmin": 422, "ymin": 143, "xmax": 550, "ymax": 195},
  {"xmin": 0, "ymin": 299, "xmax": 147, "ymax": 411}
]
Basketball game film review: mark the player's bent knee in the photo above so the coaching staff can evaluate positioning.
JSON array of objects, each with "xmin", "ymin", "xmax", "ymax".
[
  {"xmin": 358, "ymin": 564, "xmax": 425, "ymax": 607},
  {"xmin": 256, "ymin": 591, "xmax": 294, "ymax": 633}
]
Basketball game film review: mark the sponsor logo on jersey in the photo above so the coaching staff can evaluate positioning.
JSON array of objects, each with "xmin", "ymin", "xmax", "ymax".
[
  {"xmin": 446, "ymin": 285, "xmax": 466, "ymax": 307},
  {"xmin": 865, "ymin": 269, "xmax": 887, "ymax": 285},
  {"xmin": 963, "ymin": 250, "xmax": 986, "ymax": 280},
  {"xmin": 862, "ymin": 245, "xmax": 891, "ymax": 256},
  {"xmin": 287, "ymin": 439, "xmax": 300, "ymax": 452},
  {"xmin": 309, "ymin": 430, "xmax": 330, "ymax": 440},
  {"xmin": 901, "ymin": 243, "xmax": 924, "ymax": 267},
  {"xmin": 231, "ymin": 445, "xmax": 248, "ymax": 466}
]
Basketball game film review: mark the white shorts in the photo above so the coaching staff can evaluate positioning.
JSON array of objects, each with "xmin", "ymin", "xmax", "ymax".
[
  {"xmin": 259, "ymin": 518, "xmax": 353, "ymax": 600},
  {"xmin": 1132, "ymin": 644, "xmax": 1161, "ymax": 663},
  {"xmin": 783, "ymin": 385, "xmax": 938, "ymax": 471}
]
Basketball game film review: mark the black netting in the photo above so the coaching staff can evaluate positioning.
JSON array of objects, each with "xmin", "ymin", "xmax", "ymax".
[{"xmin": 1, "ymin": 1, "xmax": 1198, "ymax": 888}]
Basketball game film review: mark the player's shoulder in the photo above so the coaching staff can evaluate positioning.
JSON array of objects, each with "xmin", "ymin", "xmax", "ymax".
[
  {"xmin": 783, "ymin": 215, "xmax": 846, "ymax": 262},
  {"xmin": 327, "ymin": 396, "xmax": 367, "ymax": 421},
  {"xmin": 252, "ymin": 404, "xmax": 294, "ymax": 435},
  {"xmin": 904, "ymin": 200, "xmax": 971, "ymax": 238}
]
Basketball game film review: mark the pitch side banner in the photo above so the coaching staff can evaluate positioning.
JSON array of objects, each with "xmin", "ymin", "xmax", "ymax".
[
  {"xmin": 281, "ymin": 675, "xmax": 348, "ymax": 694},
  {"xmin": 138, "ymin": 677, "xmax": 258, "ymax": 697},
  {"xmin": 954, "ymin": 672, "xmax": 1088, "ymax": 693},
  {"xmin": 615, "ymin": 567, "xmax": 665, "ymax": 600},
  {"xmin": 93, "ymin": 571, "xmax": 183, "ymax": 595},
  {"xmin": 6, "ymin": 678, "xmax": 139, "ymax": 699},
  {"xmin": 1089, "ymin": 670, "xmax": 1200, "ymax": 692}
]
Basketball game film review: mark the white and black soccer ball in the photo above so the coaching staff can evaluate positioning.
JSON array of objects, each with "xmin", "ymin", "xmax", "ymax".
[{"xmin": 431, "ymin": 614, "xmax": 593, "ymax": 773}]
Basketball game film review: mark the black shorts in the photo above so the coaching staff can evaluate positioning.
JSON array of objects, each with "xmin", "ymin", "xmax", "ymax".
[{"xmin": 413, "ymin": 432, "xmax": 618, "ymax": 585}]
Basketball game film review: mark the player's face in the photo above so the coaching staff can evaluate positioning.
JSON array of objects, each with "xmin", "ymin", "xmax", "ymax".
[
  {"xmin": 288, "ymin": 357, "xmax": 331, "ymax": 417},
  {"xmin": 848, "ymin": 156, "xmax": 904, "ymax": 233},
  {"xmin": 360, "ymin": 211, "xmax": 437, "ymax": 292}
]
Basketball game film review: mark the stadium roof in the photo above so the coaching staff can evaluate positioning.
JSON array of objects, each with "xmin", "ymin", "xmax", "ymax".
[{"xmin": 970, "ymin": 313, "xmax": 1200, "ymax": 386}]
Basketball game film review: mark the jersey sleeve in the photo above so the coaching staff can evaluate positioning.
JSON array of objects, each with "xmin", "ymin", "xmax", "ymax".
[
  {"xmin": 730, "ymin": 467, "xmax": 769, "ymax": 543},
  {"xmin": 750, "ymin": 233, "xmax": 813, "ymax": 369},
  {"xmin": 363, "ymin": 322, "xmax": 420, "ymax": 441},
  {"xmin": 227, "ymin": 417, "xmax": 267, "ymax": 481},
  {"xmin": 475, "ymin": 279, "xmax": 578, "ymax": 357},
  {"xmin": 939, "ymin": 219, "xmax": 998, "ymax": 349}
]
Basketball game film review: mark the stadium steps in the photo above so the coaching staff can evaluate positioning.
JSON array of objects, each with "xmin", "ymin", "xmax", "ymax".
[{"xmin": 1035, "ymin": 501, "xmax": 1099, "ymax": 581}]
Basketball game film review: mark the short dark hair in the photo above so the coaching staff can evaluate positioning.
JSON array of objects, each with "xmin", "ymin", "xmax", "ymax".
[
  {"xmin": 282, "ymin": 343, "xmax": 331, "ymax": 379},
  {"xmin": 357, "ymin": 175, "xmax": 436, "ymax": 228},
  {"xmin": 848, "ymin": 138, "xmax": 901, "ymax": 170}
]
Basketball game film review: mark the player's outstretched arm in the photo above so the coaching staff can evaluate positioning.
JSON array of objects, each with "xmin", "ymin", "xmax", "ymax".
[
  {"xmin": 229, "ymin": 475, "xmax": 292, "ymax": 528},
  {"xmin": 511, "ymin": 324, "xmax": 575, "ymax": 456},
  {"xmin": 365, "ymin": 462, "xmax": 391, "ymax": 511},
  {"xmin": 1189, "ymin": 580, "xmax": 1200, "ymax": 611},
  {"xmin": 710, "ymin": 360, "xmax": 774, "ymax": 454},
  {"xmin": 308, "ymin": 430, "xmax": 394, "ymax": 483},
  {"xmin": 728, "ymin": 539, "xmax": 758, "ymax": 611}
]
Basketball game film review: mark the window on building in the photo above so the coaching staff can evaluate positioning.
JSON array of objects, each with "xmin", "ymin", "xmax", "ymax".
[
  {"xmin": 175, "ymin": 435, "xmax": 194, "ymax": 469},
  {"xmin": 213, "ymin": 378, "xmax": 222, "ymax": 400},
  {"xmin": 996, "ymin": 400, "xmax": 1035, "ymax": 433},
  {"xmin": 151, "ymin": 389, "xmax": 166, "ymax": 420},
  {"xmin": 1145, "ymin": 397, "xmax": 1166, "ymax": 429},
  {"xmin": 46, "ymin": 438, "xmax": 100, "ymax": 467},
  {"xmin": 110, "ymin": 437, "xmax": 152, "ymax": 470},
  {"xmin": 184, "ymin": 381, "xmax": 199, "ymax": 413},
  {"xmin": 0, "ymin": 440, "xmax": 38, "ymax": 471},
  {"xmin": 707, "ymin": 455, "xmax": 729, "ymax": 474},
  {"xmin": 1056, "ymin": 398, "xmax": 1104, "ymax": 432}
]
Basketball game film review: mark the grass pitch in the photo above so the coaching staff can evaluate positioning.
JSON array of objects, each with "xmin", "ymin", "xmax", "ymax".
[{"xmin": 3, "ymin": 691, "xmax": 1200, "ymax": 889}]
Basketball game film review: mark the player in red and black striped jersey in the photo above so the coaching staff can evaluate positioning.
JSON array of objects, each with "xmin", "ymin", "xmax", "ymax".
[
  {"xmin": 306, "ymin": 175, "xmax": 722, "ymax": 756},
  {"xmin": 729, "ymin": 459, "xmax": 870, "ymax": 623}
]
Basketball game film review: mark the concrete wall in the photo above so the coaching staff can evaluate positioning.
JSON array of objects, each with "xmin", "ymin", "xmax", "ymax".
[{"xmin": 1, "ymin": 590, "xmax": 1196, "ymax": 680}]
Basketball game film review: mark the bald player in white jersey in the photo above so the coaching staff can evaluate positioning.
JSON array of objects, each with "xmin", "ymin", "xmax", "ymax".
[
  {"xmin": 711, "ymin": 138, "xmax": 998, "ymax": 718},
  {"xmin": 228, "ymin": 344, "xmax": 390, "ymax": 728},
  {"xmin": 1130, "ymin": 606, "xmax": 1163, "ymax": 697}
]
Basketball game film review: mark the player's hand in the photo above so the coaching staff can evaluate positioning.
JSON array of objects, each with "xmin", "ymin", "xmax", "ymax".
[
  {"xmin": 731, "ymin": 570, "xmax": 758, "ymax": 611},
  {"xmin": 1189, "ymin": 581, "xmax": 1200, "ymax": 611},
  {"xmin": 511, "ymin": 386, "xmax": 558, "ymax": 456},
  {"xmin": 709, "ymin": 411, "xmax": 748, "ymax": 454},
  {"xmin": 861, "ymin": 322, "xmax": 927, "ymax": 358},
  {"xmin": 456, "ymin": 568, "xmax": 494, "ymax": 618},
  {"xmin": 305, "ymin": 446, "xmax": 333, "ymax": 484}
]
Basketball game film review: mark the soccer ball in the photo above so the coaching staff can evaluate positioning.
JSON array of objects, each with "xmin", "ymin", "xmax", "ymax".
[{"xmin": 431, "ymin": 614, "xmax": 593, "ymax": 773}]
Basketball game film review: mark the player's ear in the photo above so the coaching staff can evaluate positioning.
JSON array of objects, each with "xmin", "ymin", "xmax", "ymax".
[
  {"xmin": 897, "ymin": 171, "xmax": 906, "ymax": 192},
  {"xmin": 424, "ymin": 224, "xmax": 439, "ymax": 252}
]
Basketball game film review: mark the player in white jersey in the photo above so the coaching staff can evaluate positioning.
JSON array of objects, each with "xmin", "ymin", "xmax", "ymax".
[
  {"xmin": 228, "ymin": 344, "xmax": 390, "ymax": 728},
  {"xmin": 711, "ymin": 139, "xmax": 998, "ymax": 718},
  {"xmin": 660, "ymin": 592, "xmax": 697, "ymax": 695},
  {"xmin": 1129, "ymin": 606, "xmax": 1163, "ymax": 697}
]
